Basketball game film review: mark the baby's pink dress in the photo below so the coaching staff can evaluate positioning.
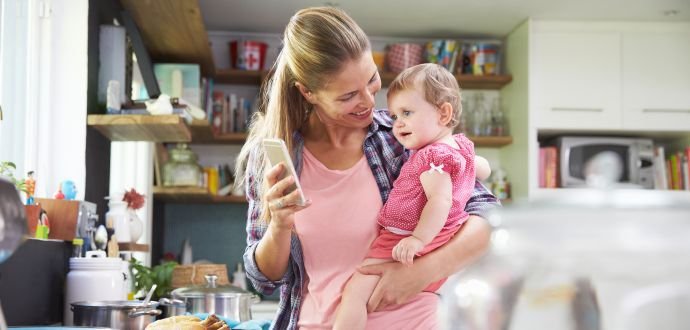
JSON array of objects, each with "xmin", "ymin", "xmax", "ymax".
[{"xmin": 368, "ymin": 134, "xmax": 476, "ymax": 291}]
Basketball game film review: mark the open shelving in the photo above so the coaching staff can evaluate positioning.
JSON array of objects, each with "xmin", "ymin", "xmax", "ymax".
[
  {"xmin": 153, "ymin": 186, "xmax": 247, "ymax": 204},
  {"xmin": 214, "ymin": 69, "xmax": 513, "ymax": 90}
]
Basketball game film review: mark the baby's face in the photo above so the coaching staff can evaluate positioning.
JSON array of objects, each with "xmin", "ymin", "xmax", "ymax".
[{"xmin": 387, "ymin": 89, "xmax": 447, "ymax": 150}]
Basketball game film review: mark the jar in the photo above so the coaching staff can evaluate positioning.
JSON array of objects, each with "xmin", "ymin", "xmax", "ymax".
[
  {"xmin": 162, "ymin": 143, "xmax": 202, "ymax": 187},
  {"xmin": 64, "ymin": 250, "xmax": 127, "ymax": 325}
]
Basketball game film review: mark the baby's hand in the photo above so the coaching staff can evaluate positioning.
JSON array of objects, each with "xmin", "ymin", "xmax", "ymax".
[{"xmin": 392, "ymin": 236, "xmax": 424, "ymax": 266}]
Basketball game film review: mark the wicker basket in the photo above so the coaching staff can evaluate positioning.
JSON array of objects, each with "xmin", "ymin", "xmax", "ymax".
[{"xmin": 171, "ymin": 264, "xmax": 230, "ymax": 288}]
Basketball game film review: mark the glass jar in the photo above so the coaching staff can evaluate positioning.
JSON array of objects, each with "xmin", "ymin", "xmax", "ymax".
[{"xmin": 163, "ymin": 143, "xmax": 202, "ymax": 187}]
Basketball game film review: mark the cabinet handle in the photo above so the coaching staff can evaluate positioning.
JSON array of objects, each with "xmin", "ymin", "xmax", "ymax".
[
  {"xmin": 642, "ymin": 108, "xmax": 690, "ymax": 114},
  {"xmin": 550, "ymin": 107, "xmax": 603, "ymax": 112}
]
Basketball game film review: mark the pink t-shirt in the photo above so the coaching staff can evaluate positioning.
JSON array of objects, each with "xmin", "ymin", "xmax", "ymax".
[{"xmin": 295, "ymin": 148, "xmax": 439, "ymax": 330}]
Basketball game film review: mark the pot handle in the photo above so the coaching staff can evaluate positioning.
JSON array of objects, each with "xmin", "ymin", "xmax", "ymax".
[
  {"xmin": 129, "ymin": 309, "xmax": 162, "ymax": 318},
  {"xmin": 159, "ymin": 297, "xmax": 185, "ymax": 306}
]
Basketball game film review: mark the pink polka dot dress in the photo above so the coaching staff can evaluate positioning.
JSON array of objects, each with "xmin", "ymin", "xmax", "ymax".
[{"xmin": 368, "ymin": 134, "xmax": 476, "ymax": 290}]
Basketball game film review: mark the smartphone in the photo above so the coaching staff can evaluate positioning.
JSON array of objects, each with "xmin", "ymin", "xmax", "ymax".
[{"xmin": 263, "ymin": 138, "xmax": 307, "ymax": 206}]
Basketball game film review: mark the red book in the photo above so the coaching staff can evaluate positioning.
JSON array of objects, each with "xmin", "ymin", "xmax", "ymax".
[
  {"xmin": 539, "ymin": 148, "xmax": 546, "ymax": 188},
  {"xmin": 542, "ymin": 146, "xmax": 558, "ymax": 188}
]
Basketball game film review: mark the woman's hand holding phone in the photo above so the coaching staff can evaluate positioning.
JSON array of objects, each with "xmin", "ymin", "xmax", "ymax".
[{"xmin": 263, "ymin": 139, "xmax": 310, "ymax": 230}]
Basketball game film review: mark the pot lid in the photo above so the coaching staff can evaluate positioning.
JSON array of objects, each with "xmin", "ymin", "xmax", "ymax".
[{"xmin": 172, "ymin": 274, "xmax": 251, "ymax": 298}]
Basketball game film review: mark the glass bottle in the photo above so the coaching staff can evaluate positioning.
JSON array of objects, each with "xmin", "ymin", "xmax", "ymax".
[
  {"xmin": 163, "ymin": 143, "xmax": 202, "ymax": 187},
  {"xmin": 471, "ymin": 93, "xmax": 485, "ymax": 136},
  {"xmin": 490, "ymin": 98, "xmax": 505, "ymax": 136}
]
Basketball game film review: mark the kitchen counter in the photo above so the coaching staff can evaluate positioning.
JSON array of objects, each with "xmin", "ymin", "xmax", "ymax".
[{"xmin": 251, "ymin": 300, "xmax": 279, "ymax": 321}]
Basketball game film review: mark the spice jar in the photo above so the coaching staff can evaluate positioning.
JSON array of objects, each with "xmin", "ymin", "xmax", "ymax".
[{"xmin": 163, "ymin": 143, "xmax": 202, "ymax": 187}]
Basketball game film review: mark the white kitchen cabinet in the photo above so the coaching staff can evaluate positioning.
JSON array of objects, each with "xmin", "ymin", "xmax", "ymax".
[
  {"xmin": 531, "ymin": 31, "xmax": 622, "ymax": 129},
  {"xmin": 622, "ymin": 30, "xmax": 690, "ymax": 131}
]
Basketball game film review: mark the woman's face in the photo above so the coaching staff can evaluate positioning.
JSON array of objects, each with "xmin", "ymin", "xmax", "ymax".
[{"xmin": 308, "ymin": 51, "xmax": 382, "ymax": 129}]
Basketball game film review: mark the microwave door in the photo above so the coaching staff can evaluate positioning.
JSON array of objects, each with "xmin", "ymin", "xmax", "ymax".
[{"xmin": 568, "ymin": 144, "xmax": 631, "ymax": 184}]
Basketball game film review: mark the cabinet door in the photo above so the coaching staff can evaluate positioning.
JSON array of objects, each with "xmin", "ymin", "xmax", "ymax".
[
  {"xmin": 622, "ymin": 31, "xmax": 690, "ymax": 131},
  {"xmin": 531, "ymin": 32, "xmax": 622, "ymax": 129}
]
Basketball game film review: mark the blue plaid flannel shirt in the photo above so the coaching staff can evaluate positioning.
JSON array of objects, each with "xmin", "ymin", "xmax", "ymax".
[{"xmin": 243, "ymin": 109, "xmax": 500, "ymax": 330}]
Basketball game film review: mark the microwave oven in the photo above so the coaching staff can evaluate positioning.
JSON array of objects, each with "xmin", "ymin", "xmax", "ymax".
[{"xmin": 555, "ymin": 136, "xmax": 655, "ymax": 189}]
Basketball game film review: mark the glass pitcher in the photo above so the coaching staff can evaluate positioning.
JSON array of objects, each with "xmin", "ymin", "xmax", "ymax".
[{"xmin": 439, "ymin": 188, "xmax": 690, "ymax": 330}]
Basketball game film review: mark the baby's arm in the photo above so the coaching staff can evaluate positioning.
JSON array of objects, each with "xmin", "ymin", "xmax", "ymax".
[
  {"xmin": 475, "ymin": 155, "xmax": 491, "ymax": 181},
  {"xmin": 392, "ymin": 169, "xmax": 453, "ymax": 266}
]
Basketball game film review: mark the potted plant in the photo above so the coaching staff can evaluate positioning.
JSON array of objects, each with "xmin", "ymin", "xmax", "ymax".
[
  {"xmin": 0, "ymin": 161, "xmax": 27, "ymax": 194},
  {"xmin": 130, "ymin": 257, "xmax": 178, "ymax": 300}
]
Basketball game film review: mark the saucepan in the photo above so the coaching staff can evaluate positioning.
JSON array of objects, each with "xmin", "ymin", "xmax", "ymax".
[
  {"xmin": 71, "ymin": 300, "xmax": 161, "ymax": 329},
  {"xmin": 167, "ymin": 274, "xmax": 260, "ymax": 322}
]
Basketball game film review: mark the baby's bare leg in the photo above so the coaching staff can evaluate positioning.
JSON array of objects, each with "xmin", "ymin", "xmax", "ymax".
[{"xmin": 333, "ymin": 258, "xmax": 388, "ymax": 330}]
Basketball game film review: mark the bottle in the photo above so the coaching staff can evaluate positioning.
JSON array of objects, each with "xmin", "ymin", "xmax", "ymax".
[
  {"xmin": 471, "ymin": 93, "xmax": 485, "ymax": 136},
  {"xmin": 491, "ymin": 168, "xmax": 510, "ymax": 201},
  {"xmin": 232, "ymin": 263, "xmax": 248, "ymax": 290},
  {"xmin": 72, "ymin": 237, "xmax": 84, "ymax": 258},
  {"xmin": 490, "ymin": 98, "xmax": 505, "ymax": 136}
]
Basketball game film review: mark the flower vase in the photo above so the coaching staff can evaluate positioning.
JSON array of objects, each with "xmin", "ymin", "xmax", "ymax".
[{"xmin": 127, "ymin": 208, "xmax": 144, "ymax": 243}]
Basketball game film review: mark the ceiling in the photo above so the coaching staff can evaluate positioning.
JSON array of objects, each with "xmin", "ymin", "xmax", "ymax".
[{"xmin": 199, "ymin": 0, "xmax": 690, "ymax": 38}]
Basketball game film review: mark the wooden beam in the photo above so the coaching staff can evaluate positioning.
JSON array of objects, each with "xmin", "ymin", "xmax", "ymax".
[{"xmin": 120, "ymin": 0, "xmax": 215, "ymax": 76}]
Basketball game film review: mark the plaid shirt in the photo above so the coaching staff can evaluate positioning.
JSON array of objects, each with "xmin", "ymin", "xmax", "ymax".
[{"xmin": 243, "ymin": 109, "xmax": 500, "ymax": 330}]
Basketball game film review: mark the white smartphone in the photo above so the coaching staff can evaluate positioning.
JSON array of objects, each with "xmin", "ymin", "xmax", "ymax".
[{"xmin": 263, "ymin": 138, "xmax": 307, "ymax": 206}]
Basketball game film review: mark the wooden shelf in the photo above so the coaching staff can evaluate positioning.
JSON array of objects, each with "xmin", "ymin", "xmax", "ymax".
[
  {"xmin": 189, "ymin": 120, "xmax": 247, "ymax": 144},
  {"xmin": 153, "ymin": 186, "xmax": 247, "ymax": 204},
  {"xmin": 214, "ymin": 69, "xmax": 512, "ymax": 90},
  {"xmin": 214, "ymin": 69, "xmax": 267, "ymax": 85},
  {"xmin": 468, "ymin": 136, "xmax": 513, "ymax": 147},
  {"xmin": 120, "ymin": 0, "xmax": 215, "ymax": 76},
  {"xmin": 380, "ymin": 72, "xmax": 512, "ymax": 89},
  {"xmin": 118, "ymin": 242, "xmax": 150, "ymax": 252},
  {"xmin": 88, "ymin": 114, "xmax": 191, "ymax": 142}
]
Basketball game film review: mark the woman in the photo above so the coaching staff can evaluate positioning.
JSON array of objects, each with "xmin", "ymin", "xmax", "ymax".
[{"xmin": 234, "ymin": 7, "xmax": 499, "ymax": 330}]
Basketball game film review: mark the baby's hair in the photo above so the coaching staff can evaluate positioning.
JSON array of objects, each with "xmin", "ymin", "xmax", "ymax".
[{"xmin": 387, "ymin": 63, "xmax": 462, "ymax": 128}]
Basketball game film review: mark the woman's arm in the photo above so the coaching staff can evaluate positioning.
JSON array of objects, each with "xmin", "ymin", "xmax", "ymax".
[
  {"xmin": 243, "ymin": 150, "xmax": 307, "ymax": 292},
  {"xmin": 359, "ymin": 214, "xmax": 492, "ymax": 312}
]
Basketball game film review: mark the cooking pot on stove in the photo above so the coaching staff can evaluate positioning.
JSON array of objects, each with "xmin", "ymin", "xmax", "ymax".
[
  {"xmin": 71, "ymin": 300, "xmax": 161, "ymax": 329},
  {"xmin": 439, "ymin": 187, "xmax": 690, "ymax": 330},
  {"xmin": 171, "ymin": 274, "xmax": 259, "ymax": 322}
]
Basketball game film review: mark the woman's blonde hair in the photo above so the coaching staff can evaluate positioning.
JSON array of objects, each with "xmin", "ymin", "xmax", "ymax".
[
  {"xmin": 234, "ymin": 7, "xmax": 371, "ymax": 221},
  {"xmin": 387, "ymin": 63, "xmax": 463, "ymax": 128}
]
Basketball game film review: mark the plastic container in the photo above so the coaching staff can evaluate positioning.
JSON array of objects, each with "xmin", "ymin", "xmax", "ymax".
[{"xmin": 64, "ymin": 250, "xmax": 126, "ymax": 325}]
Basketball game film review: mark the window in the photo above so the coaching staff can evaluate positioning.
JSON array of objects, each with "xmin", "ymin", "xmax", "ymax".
[{"xmin": 0, "ymin": 0, "xmax": 88, "ymax": 199}]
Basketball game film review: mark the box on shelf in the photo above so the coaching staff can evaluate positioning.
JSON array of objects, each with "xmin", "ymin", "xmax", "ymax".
[{"xmin": 154, "ymin": 63, "xmax": 201, "ymax": 108}]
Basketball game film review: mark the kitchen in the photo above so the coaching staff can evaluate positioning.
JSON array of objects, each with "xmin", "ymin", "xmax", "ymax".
[{"xmin": 1, "ymin": 0, "xmax": 690, "ymax": 329}]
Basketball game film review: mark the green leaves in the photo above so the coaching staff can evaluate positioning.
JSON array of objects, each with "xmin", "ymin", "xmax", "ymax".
[
  {"xmin": 0, "ymin": 161, "xmax": 28, "ymax": 193},
  {"xmin": 130, "ymin": 257, "xmax": 178, "ymax": 299}
]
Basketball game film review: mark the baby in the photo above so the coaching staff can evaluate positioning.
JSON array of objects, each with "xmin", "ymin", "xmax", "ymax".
[{"xmin": 334, "ymin": 63, "xmax": 491, "ymax": 329}]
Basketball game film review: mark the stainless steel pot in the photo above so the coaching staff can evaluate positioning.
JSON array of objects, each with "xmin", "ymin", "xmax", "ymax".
[
  {"xmin": 71, "ymin": 300, "xmax": 161, "ymax": 329},
  {"xmin": 158, "ymin": 297, "xmax": 186, "ymax": 318},
  {"xmin": 171, "ymin": 274, "xmax": 259, "ymax": 322}
]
